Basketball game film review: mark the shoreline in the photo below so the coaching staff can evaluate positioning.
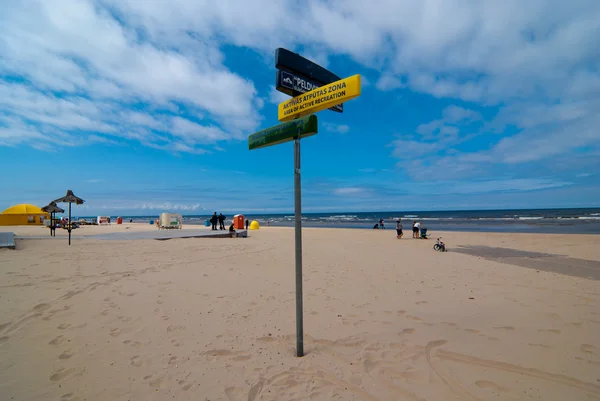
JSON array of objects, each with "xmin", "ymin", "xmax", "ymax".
[{"xmin": 4, "ymin": 221, "xmax": 600, "ymax": 236}]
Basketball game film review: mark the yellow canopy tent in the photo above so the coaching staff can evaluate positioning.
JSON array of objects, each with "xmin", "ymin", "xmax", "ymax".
[{"xmin": 0, "ymin": 204, "xmax": 49, "ymax": 226}]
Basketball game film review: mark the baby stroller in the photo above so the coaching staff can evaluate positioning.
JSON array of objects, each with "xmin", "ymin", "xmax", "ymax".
[{"xmin": 420, "ymin": 228, "xmax": 429, "ymax": 239}]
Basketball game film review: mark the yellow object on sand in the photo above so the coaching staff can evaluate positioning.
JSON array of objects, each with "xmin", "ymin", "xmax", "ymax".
[
  {"xmin": 249, "ymin": 220, "xmax": 260, "ymax": 230},
  {"xmin": 0, "ymin": 204, "xmax": 49, "ymax": 226}
]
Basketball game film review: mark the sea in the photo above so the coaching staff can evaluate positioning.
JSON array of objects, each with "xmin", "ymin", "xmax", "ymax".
[{"xmin": 75, "ymin": 208, "xmax": 600, "ymax": 234}]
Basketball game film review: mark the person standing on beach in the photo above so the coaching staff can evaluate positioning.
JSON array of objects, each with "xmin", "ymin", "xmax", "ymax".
[
  {"xmin": 379, "ymin": 218, "xmax": 385, "ymax": 229},
  {"xmin": 245, "ymin": 218, "xmax": 249, "ymax": 230},
  {"xmin": 396, "ymin": 219, "xmax": 403, "ymax": 239},
  {"xmin": 218, "ymin": 213, "xmax": 226, "ymax": 230},
  {"xmin": 210, "ymin": 212, "xmax": 218, "ymax": 230}
]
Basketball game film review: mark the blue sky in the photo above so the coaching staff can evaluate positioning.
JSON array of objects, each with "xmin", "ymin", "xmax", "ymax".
[{"xmin": 1, "ymin": 0, "xmax": 599, "ymax": 215}]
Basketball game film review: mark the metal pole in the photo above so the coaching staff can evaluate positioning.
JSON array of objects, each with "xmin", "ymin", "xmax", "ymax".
[
  {"xmin": 294, "ymin": 135, "xmax": 304, "ymax": 357},
  {"xmin": 68, "ymin": 203, "xmax": 71, "ymax": 246}
]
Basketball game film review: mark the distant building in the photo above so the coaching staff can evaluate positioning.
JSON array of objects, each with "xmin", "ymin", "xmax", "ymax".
[{"xmin": 0, "ymin": 204, "xmax": 49, "ymax": 226}]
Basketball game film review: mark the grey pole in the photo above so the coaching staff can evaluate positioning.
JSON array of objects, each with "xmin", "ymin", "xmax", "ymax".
[
  {"xmin": 68, "ymin": 202, "xmax": 72, "ymax": 246},
  {"xmin": 294, "ymin": 135, "xmax": 304, "ymax": 357}
]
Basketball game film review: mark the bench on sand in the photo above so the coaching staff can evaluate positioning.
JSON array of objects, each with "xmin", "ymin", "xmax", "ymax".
[{"xmin": 0, "ymin": 232, "xmax": 16, "ymax": 249}]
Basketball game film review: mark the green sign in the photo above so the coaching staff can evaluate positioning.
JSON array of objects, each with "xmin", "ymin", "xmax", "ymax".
[{"xmin": 248, "ymin": 115, "xmax": 318, "ymax": 150}]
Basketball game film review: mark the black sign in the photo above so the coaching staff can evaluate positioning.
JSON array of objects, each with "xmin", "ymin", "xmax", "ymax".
[
  {"xmin": 275, "ymin": 48, "xmax": 340, "ymax": 86},
  {"xmin": 276, "ymin": 70, "xmax": 343, "ymax": 113}
]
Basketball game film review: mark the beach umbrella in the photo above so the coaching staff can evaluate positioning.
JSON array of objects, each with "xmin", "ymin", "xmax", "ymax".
[
  {"xmin": 41, "ymin": 201, "xmax": 64, "ymax": 237},
  {"xmin": 53, "ymin": 190, "xmax": 85, "ymax": 245}
]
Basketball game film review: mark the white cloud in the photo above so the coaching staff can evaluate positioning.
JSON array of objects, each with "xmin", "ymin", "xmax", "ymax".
[
  {"xmin": 268, "ymin": 86, "xmax": 289, "ymax": 104},
  {"xmin": 1, "ymin": 0, "xmax": 598, "ymax": 163},
  {"xmin": 375, "ymin": 74, "xmax": 403, "ymax": 91},
  {"xmin": 442, "ymin": 105, "xmax": 482, "ymax": 123},
  {"xmin": 0, "ymin": 0, "xmax": 261, "ymax": 152},
  {"xmin": 333, "ymin": 187, "xmax": 368, "ymax": 196},
  {"xmin": 323, "ymin": 123, "xmax": 350, "ymax": 134}
]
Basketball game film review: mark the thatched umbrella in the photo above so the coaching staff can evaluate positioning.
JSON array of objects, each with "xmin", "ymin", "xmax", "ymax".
[
  {"xmin": 41, "ymin": 201, "xmax": 64, "ymax": 237},
  {"xmin": 54, "ymin": 190, "xmax": 85, "ymax": 245}
]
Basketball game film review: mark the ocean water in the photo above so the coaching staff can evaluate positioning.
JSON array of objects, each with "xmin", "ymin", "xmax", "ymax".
[{"xmin": 75, "ymin": 208, "xmax": 600, "ymax": 234}]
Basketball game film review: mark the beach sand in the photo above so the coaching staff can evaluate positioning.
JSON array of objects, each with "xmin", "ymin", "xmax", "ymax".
[{"xmin": 1, "ymin": 226, "xmax": 599, "ymax": 400}]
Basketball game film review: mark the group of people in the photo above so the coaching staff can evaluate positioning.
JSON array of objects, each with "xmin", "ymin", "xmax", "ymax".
[
  {"xmin": 210, "ymin": 212, "xmax": 227, "ymax": 231},
  {"xmin": 398, "ymin": 220, "xmax": 428, "ymax": 239},
  {"xmin": 209, "ymin": 213, "xmax": 250, "ymax": 231},
  {"xmin": 373, "ymin": 218, "xmax": 428, "ymax": 239}
]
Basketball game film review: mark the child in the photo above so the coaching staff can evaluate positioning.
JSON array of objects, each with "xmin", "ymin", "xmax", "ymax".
[{"xmin": 396, "ymin": 220, "xmax": 403, "ymax": 239}]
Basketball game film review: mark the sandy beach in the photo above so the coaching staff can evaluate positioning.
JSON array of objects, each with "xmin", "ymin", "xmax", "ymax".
[{"xmin": 1, "ymin": 225, "xmax": 599, "ymax": 400}]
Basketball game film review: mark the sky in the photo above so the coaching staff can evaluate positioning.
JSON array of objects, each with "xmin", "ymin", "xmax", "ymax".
[{"xmin": 1, "ymin": 0, "xmax": 599, "ymax": 215}]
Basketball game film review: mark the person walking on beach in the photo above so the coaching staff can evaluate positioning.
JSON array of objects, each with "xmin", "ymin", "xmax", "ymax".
[
  {"xmin": 396, "ymin": 219, "xmax": 403, "ymax": 239},
  {"xmin": 245, "ymin": 218, "xmax": 249, "ymax": 230},
  {"xmin": 218, "ymin": 213, "xmax": 226, "ymax": 230},
  {"xmin": 379, "ymin": 218, "xmax": 385, "ymax": 229},
  {"xmin": 210, "ymin": 212, "xmax": 218, "ymax": 230}
]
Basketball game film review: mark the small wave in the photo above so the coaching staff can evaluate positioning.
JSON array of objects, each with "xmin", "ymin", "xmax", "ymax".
[
  {"xmin": 518, "ymin": 217, "xmax": 543, "ymax": 220},
  {"xmin": 404, "ymin": 215, "xmax": 419, "ymax": 218}
]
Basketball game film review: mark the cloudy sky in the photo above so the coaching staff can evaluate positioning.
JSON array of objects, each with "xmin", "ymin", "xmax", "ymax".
[{"xmin": 1, "ymin": 0, "xmax": 599, "ymax": 215}]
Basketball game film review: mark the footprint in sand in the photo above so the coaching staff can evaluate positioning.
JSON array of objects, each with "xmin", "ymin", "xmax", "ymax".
[
  {"xmin": 580, "ymin": 344, "xmax": 596, "ymax": 355},
  {"xmin": 49, "ymin": 367, "xmax": 84, "ymax": 382},
  {"xmin": 149, "ymin": 375, "xmax": 167, "ymax": 389},
  {"xmin": 57, "ymin": 323, "xmax": 71, "ymax": 330},
  {"xmin": 49, "ymin": 335, "xmax": 66, "ymax": 345},
  {"xmin": 0, "ymin": 336, "xmax": 9, "ymax": 345},
  {"xmin": 130, "ymin": 355, "xmax": 143, "ymax": 367},
  {"xmin": 538, "ymin": 329, "xmax": 561, "ymax": 334},
  {"xmin": 59, "ymin": 350, "xmax": 74, "ymax": 360},
  {"xmin": 493, "ymin": 326, "xmax": 515, "ymax": 331},
  {"xmin": 166, "ymin": 325, "xmax": 186, "ymax": 332},
  {"xmin": 33, "ymin": 303, "xmax": 50, "ymax": 311},
  {"xmin": 464, "ymin": 329, "xmax": 480, "ymax": 334},
  {"xmin": 109, "ymin": 328, "xmax": 122, "ymax": 337},
  {"xmin": 529, "ymin": 343, "xmax": 552, "ymax": 349},
  {"xmin": 401, "ymin": 328, "xmax": 415, "ymax": 334},
  {"xmin": 61, "ymin": 393, "xmax": 76, "ymax": 401},
  {"xmin": 225, "ymin": 386, "xmax": 246, "ymax": 400},
  {"xmin": 178, "ymin": 380, "xmax": 193, "ymax": 391},
  {"xmin": 168, "ymin": 356, "xmax": 178, "ymax": 365},
  {"xmin": 475, "ymin": 380, "xmax": 507, "ymax": 392}
]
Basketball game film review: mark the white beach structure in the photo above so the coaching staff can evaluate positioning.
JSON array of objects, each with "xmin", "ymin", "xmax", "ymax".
[{"xmin": 158, "ymin": 213, "xmax": 182, "ymax": 229}]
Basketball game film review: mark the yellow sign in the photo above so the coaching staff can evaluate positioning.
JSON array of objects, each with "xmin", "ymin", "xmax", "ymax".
[{"xmin": 278, "ymin": 74, "xmax": 361, "ymax": 122}]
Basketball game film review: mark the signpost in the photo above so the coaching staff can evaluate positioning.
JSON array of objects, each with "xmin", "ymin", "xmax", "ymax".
[
  {"xmin": 276, "ymin": 48, "xmax": 341, "ymax": 86},
  {"xmin": 276, "ymin": 70, "xmax": 343, "ymax": 113},
  {"xmin": 248, "ymin": 115, "xmax": 318, "ymax": 150},
  {"xmin": 249, "ymin": 49, "xmax": 361, "ymax": 357},
  {"xmin": 278, "ymin": 75, "xmax": 361, "ymax": 122}
]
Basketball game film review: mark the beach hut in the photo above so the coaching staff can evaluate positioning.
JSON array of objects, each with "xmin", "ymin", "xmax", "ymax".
[
  {"xmin": 0, "ymin": 204, "xmax": 49, "ymax": 226},
  {"xmin": 54, "ymin": 190, "xmax": 85, "ymax": 246},
  {"xmin": 158, "ymin": 213, "xmax": 182, "ymax": 229},
  {"xmin": 41, "ymin": 201, "xmax": 64, "ymax": 237}
]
